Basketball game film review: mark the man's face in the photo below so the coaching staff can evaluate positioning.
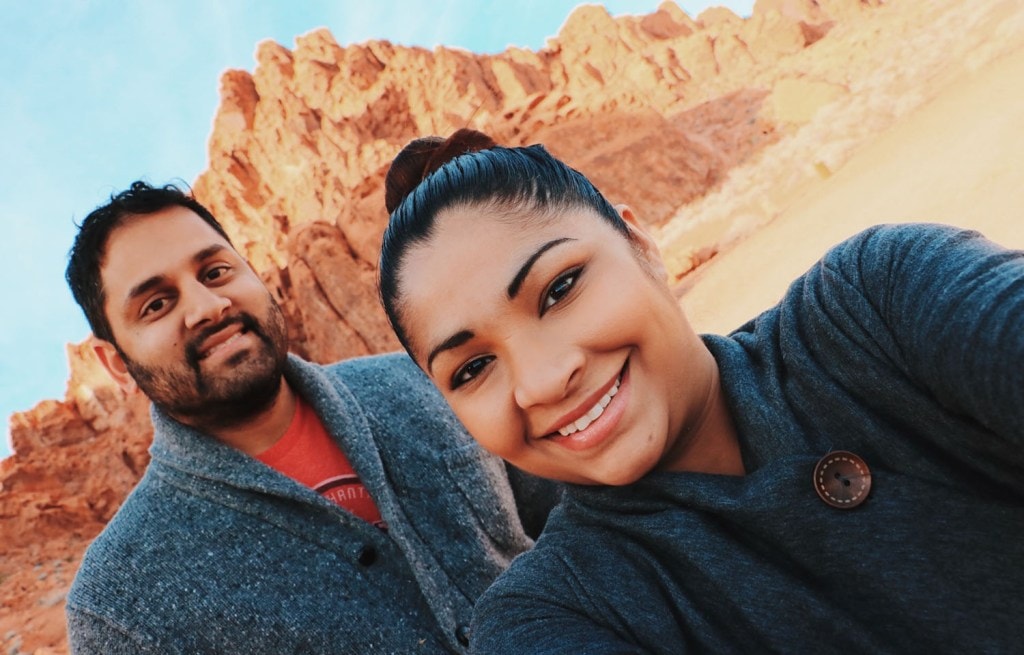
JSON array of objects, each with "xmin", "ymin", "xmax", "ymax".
[{"xmin": 98, "ymin": 206, "xmax": 288, "ymax": 430}]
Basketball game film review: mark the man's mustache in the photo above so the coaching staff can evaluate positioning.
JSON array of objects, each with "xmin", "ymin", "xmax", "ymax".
[{"xmin": 184, "ymin": 313, "xmax": 266, "ymax": 370}]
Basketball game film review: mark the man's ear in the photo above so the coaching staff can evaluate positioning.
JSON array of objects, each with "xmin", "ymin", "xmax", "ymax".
[
  {"xmin": 92, "ymin": 339, "xmax": 139, "ymax": 394},
  {"xmin": 615, "ymin": 204, "xmax": 668, "ymax": 281}
]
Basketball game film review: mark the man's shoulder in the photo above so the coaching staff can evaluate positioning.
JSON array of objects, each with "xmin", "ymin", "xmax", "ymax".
[
  {"xmin": 317, "ymin": 351, "xmax": 450, "ymax": 414},
  {"xmin": 72, "ymin": 467, "xmax": 201, "ymax": 564},
  {"xmin": 68, "ymin": 463, "xmax": 312, "ymax": 632},
  {"xmin": 68, "ymin": 470, "xmax": 189, "ymax": 610},
  {"xmin": 295, "ymin": 351, "xmax": 428, "ymax": 392},
  {"xmin": 291, "ymin": 351, "xmax": 470, "ymax": 450},
  {"xmin": 322, "ymin": 351, "xmax": 423, "ymax": 381}
]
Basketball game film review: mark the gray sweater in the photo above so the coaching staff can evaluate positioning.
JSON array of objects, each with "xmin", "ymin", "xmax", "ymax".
[
  {"xmin": 471, "ymin": 223, "xmax": 1024, "ymax": 654},
  {"xmin": 66, "ymin": 353, "xmax": 556, "ymax": 654}
]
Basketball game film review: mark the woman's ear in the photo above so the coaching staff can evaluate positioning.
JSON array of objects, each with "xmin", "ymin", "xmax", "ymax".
[
  {"xmin": 92, "ymin": 339, "xmax": 139, "ymax": 394},
  {"xmin": 615, "ymin": 204, "xmax": 668, "ymax": 281}
]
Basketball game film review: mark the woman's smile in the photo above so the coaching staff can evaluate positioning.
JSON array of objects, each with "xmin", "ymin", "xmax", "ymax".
[
  {"xmin": 542, "ymin": 359, "xmax": 629, "ymax": 452},
  {"xmin": 549, "ymin": 361, "xmax": 623, "ymax": 437}
]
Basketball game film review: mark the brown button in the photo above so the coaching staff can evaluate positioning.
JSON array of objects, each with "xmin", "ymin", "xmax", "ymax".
[{"xmin": 813, "ymin": 451, "xmax": 871, "ymax": 509}]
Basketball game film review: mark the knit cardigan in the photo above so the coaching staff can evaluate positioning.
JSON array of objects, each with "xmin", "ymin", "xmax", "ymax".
[{"xmin": 66, "ymin": 352, "xmax": 556, "ymax": 654}]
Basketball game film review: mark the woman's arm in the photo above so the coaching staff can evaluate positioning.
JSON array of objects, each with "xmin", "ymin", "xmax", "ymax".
[
  {"xmin": 470, "ymin": 564, "xmax": 650, "ymax": 655},
  {"xmin": 810, "ymin": 223, "xmax": 1024, "ymax": 441}
]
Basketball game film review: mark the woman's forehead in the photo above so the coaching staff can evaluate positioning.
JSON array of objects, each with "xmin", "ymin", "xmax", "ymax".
[
  {"xmin": 401, "ymin": 211, "xmax": 526, "ymax": 306},
  {"xmin": 406, "ymin": 205, "xmax": 595, "ymax": 278},
  {"xmin": 397, "ymin": 209, "xmax": 573, "ymax": 349}
]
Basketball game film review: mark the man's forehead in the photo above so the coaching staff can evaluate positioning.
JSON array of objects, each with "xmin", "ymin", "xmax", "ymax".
[{"xmin": 100, "ymin": 208, "xmax": 232, "ymax": 289}]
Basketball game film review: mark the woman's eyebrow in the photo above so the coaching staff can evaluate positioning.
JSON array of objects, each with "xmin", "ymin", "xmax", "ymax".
[
  {"xmin": 426, "ymin": 237, "xmax": 577, "ymax": 374},
  {"xmin": 506, "ymin": 238, "xmax": 575, "ymax": 299},
  {"xmin": 427, "ymin": 329, "xmax": 474, "ymax": 374}
]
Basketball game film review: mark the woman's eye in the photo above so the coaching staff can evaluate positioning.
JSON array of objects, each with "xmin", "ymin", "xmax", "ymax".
[
  {"xmin": 542, "ymin": 268, "xmax": 581, "ymax": 313},
  {"xmin": 451, "ymin": 356, "xmax": 494, "ymax": 390}
]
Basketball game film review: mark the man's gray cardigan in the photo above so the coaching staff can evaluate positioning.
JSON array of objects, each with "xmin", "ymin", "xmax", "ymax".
[{"xmin": 65, "ymin": 352, "xmax": 556, "ymax": 654}]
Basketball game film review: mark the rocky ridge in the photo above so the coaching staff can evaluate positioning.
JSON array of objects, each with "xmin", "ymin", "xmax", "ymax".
[{"xmin": 5, "ymin": 0, "xmax": 1022, "ymax": 651}]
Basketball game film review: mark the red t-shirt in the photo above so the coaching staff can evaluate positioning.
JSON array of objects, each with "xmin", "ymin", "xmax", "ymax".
[{"xmin": 257, "ymin": 397, "xmax": 387, "ymax": 530}]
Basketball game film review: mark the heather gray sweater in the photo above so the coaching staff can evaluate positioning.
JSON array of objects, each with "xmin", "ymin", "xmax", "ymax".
[
  {"xmin": 66, "ymin": 353, "xmax": 556, "ymax": 654},
  {"xmin": 472, "ymin": 223, "xmax": 1024, "ymax": 654}
]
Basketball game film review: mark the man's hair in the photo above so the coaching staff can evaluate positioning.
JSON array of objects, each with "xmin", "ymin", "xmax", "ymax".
[{"xmin": 65, "ymin": 180, "xmax": 233, "ymax": 344}]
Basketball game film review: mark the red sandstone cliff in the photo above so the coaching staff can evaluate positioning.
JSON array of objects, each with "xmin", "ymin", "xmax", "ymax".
[{"xmin": 5, "ymin": 0, "xmax": 1023, "ymax": 651}]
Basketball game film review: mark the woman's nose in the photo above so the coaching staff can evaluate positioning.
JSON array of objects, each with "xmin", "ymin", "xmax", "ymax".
[
  {"xmin": 183, "ymin": 282, "xmax": 231, "ymax": 330},
  {"xmin": 511, "ymin": 338, "xmax": 584, "ymax": 410}
]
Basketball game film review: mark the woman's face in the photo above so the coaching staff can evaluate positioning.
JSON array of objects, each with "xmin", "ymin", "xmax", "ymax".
[{"xmin": 398, "ymin": 203, "xmax": 719, "ymax": 485}]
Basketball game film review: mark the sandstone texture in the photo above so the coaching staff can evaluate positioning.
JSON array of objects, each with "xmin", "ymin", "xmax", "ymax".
[{"xmin": 4, "ymin": 0, "xmax": 1023, "ymax": 651}]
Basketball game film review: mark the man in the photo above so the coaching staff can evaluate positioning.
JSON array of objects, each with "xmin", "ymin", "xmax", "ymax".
[{"xmin": 63, "ymin": 181, "xmax": 555, "ymax": 654}]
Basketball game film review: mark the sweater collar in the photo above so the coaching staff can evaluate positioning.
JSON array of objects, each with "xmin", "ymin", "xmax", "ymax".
[{"xmin": 147, "ymin": 354, "xmax": 347, "ymax": 501}]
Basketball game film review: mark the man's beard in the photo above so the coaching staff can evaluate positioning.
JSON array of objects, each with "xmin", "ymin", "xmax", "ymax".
[{"xmin": 118, "ymin": 300, "xmax": 289, "ymax": 433}]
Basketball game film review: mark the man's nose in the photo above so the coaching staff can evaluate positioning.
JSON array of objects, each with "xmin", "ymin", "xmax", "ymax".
[
  {"xmin": 183, "ymin": 281, "xmax": 231, "ymax": 330},
  {"xmin": 511, "ymin": 338, "xmax": 584, "ymax": 410}
]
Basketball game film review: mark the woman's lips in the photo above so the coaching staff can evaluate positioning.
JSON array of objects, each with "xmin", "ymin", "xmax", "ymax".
[
  {"xmin": 556, "ymin": 375, "xmax": 620, "ymax": 436},
  {"xmin": 544, "ymin": 361, "xmax": 626, "ymax": 435},
  {"xmin": 545, "ymin": 361, "xmax": 630, "ymax": 453}
]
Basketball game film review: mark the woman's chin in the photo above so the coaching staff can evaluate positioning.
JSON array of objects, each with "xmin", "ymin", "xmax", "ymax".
[{"xmin": 553, "ymin": 458, "xmax": 658, "ymax": 487}]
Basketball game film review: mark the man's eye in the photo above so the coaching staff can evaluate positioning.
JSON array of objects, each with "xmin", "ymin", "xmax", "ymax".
[
  {"xmin": 204, "ymin": 265, "xmax": 231, "ymax": 282},
  {"xmin": 542, "ymin": 267, "xmax": 581, "ymax": 313},
  {"xmin": 142, "ymin": 298, "xmax": 166, "ymax": 317},
  {"xmin": 451, "ymin": 356, "xmax": 494, "ymax": 390}
]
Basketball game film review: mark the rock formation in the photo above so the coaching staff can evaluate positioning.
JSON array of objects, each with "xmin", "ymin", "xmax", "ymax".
[{"xmin": 4, "ymin": 0, "xmax": 1022, "ymax": 651}]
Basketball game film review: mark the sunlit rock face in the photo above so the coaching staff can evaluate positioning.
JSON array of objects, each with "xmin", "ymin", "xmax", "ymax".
[{"xmin": 6, "ymin": 0, "xmax": 1024, "ymax": 651}]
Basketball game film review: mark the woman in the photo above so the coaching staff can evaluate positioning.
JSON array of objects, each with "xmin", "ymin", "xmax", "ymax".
[{"xmin": 378, "ymin": 129, "xmax": 1024, "ymax": 654}]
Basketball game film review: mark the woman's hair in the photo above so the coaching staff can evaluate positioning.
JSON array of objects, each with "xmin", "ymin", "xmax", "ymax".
[{"xmin": 379, "ymin": 128, "xmax": 629, "ymax": 355}]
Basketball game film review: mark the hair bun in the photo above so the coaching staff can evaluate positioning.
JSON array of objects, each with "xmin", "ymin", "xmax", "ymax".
[{"xmin": 385, "ymin": 128, "xmax": 497, "ymax": 213}]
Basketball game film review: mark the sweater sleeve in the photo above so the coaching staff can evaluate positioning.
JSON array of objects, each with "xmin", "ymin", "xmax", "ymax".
[
  {"xmin": 812, "ymin": 223, "xmax": 1024, "ymax": 442},
  {"xmin": 67, "ymin": 607, "xmax": 160, "ymax": 655},
  {"xmin": 470, "ymin": 566, "xmax": 648, "ymax": 655}
]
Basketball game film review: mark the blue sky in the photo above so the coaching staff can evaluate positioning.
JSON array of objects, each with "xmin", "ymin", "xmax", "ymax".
[{"xmin": 0, "ymin": 1, "xmax": 752, "ymax": 457}]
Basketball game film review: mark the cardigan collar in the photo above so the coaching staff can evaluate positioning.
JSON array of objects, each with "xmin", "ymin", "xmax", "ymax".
[{"xmin": 147, "ymin": 354, "xmax": 363, "ymax": 503}]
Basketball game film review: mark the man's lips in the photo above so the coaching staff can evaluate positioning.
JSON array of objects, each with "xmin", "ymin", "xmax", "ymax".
[
  {"xmin": 186, "ymin": 313, "xmax": 269, "ymax": 370},
  {"xmin": 193, "ymin": 322, "xmax": 247, "ymax": 361},
  {"xmin": 540, "ymin": 361, "xmax": 627, "ymax": 438}
]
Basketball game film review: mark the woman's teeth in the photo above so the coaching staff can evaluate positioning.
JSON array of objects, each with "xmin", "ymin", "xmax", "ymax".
[{"xmin": 557, "ymin": 375, "xmax": 620, "ymax": 436}]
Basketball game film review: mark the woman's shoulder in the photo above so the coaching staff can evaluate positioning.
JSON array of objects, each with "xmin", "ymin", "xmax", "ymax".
[
  {"xmin": 811, "ymin": 222, "xmax": 1022, "ymax": 318},
  {"xmin": 822, "ymin": 222, "xmax": 1002, "ymax": 277}
]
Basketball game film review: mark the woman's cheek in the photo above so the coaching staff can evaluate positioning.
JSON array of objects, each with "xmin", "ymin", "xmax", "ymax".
[
  {"xmin": 455, "ymin": 393, "xmax": 509, "ymax": 456},
  {"xmin": 572, "ymin": 288, "xmax": 634, "ymax": 345}
]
